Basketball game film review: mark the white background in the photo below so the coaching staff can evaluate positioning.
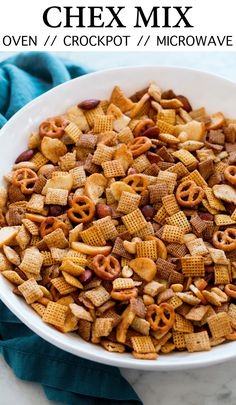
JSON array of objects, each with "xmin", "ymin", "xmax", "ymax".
[{"xmin": 0, "ymin": 0, "xmax": 235, "ymax": 51}]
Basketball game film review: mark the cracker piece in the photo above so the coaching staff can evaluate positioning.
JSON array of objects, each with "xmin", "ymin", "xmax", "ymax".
[
  {"xmin": 80, "ymin": 225, "xmax": 106, "ymax": 247},
  {"xmin": 19, "ymin": 247, "xmax": 43, "ymax": 275},
  {"xmin": 212, "ymin": 184, "xmax": 236, "ymax": 204},
  {"xmin": 85, "ymin": 286, "xmax": 110, "ymax": 307},
  {"xmin": 102, "ymin": 160, "xmax": 125, "ymax": 178},
  {"xmin": 208, "ymin": 312, "xmax": 232, "ymax": 338},
  {"xmin": 204, "ymin": 188, "xmax": 226, "ymax": 211},
  {"xmin": 92, "ymin": 144, "xmax": 114, "ymax": 165},
  {"xmin": 185, "ymin": 331, "xmax": 211, "ymax": 352},
  {"xmin": 44, "ymin": 228, "xmax": 69, "ymax": 249},
  {"xmin": 166, "ymin": 211, "xmax": 191, "ymax": 233},
  {"xmin": 186, "ymin": 238, "xmax": 208, "ymax": 256},
  {"xmin": 42, "ymin": 301, "xmax": 68, "ymax": 328},
  {"xmin": 214, "ymin": 264, "xmax": 230, "ymax": 285},
  {"xmin": 161, "ymin": 225, "xmax": 184, "ymax": 244},
  {"xmin": 132, "ymin": 352, "xmax": 158, "ymax": 360},
  {"xmin": 130, "ymin": 297, "xmax": 146, "ymax": 318},
  {"xmin": 122, "ymin": 209, "xmax": 147, "ymax": 234},
  {"xmin": 18, "ymin": 278, "xmax": 43, "ymax": 304},
  {"xmin": 131, "ymin": 336, "xmax": 155, "ymax": 353},
  {"xmin": 94, "ymin": 318, "xmax": 114, "ymax": 338},
  {"xmin": 136, "ymin": 238, "xmax": 157, "ymax": 258},
  {"xmin": 27, "ymin": 194, "xmax": 45, "ymax": 214},
  {"xmin": 173, "ymin": 313, "xmax": 194, "ymax": 333},
  {"xmin": 51, "ymin": 277, "xmax": 77, "ymax": 295},
  {"xmin": 208, "ymin": 248, "xmax": 228, "ymax": 265},
  {"xmin": 181, "ymin": 256, "xmax": 205, "ymax": 277}
]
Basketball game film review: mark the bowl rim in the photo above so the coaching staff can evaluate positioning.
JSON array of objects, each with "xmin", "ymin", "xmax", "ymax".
[{"xmin": 1, "ymin": 65, "xmax": 236, "ymax": 370}]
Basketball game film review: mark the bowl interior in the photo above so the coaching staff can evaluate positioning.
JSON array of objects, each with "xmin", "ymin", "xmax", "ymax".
[{"xmin": 1, "ymin": 66, "xmax": 236, "ymax": 370}]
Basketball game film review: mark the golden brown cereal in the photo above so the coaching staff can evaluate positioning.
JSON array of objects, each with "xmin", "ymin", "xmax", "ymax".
[
  {"xmin": 18, "ymin": 278, "xmax": 44, "ymax": 304},
  {"xmin": 181, "ymin": 256, "xmax": 205, "ymax": 277},
  {"xmin": 208, "ymin": 312, "xmax": 232, "ymax": 338},
  {"xmin": 42, "ymin": 301, "xmax": 68, "ymax": 328},
  {"xmin": 185, "ymin": 331, "xmax": 211, "ymax": 352},
  {"xmin": 122, "ymin": 209, "xmax": 147, "ymax": 234}
]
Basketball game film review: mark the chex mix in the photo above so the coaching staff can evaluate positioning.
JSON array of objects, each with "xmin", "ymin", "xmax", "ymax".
[{"xmin": 1, "ymin": 81, "xmax": 236, "ymax": 360}]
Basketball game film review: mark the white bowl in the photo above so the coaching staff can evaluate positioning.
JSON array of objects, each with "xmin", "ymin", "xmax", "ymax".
[{"xmin": 1, "ymin": 66, "xmax": 236, "ymax": 370}]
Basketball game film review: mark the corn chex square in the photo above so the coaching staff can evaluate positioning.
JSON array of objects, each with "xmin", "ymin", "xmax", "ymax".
[
  {"xmin": 122, "ymin": 208, "xmax": 147, "ymax": 234},
  {"xmin": 85, "ymin": 286, "xmax": 110, "ymax": 307},
  {"xmin": 208, "ymin": 312, "xmax": 232, "ymax": 338},
  {"xmin": 131, "ymin": 336, "xmax": 155, "ymax": 354},
  {"xmin": 117, "ymin": 191, "xmax": 141, "ymax": 214},
  {"xmin": 181, "ymin": 256, "xmax": 205, "ymax": 277},
  {"xmin": 19, "ymin": 247, "xmax": 43, "ymax": 275},
  {"xmin": 185, "ymin": 331, "xmax": 211, "ymax": 353},
  {"xmin": 42, "ymin": 301, "xmax": 68, "ymax": 328},
  {"xmin": 18, "ymin": 278, "xmax": 43, "ymax": 304}
]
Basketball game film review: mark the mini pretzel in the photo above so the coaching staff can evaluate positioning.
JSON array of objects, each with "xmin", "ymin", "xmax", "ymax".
[
  {"xmin": 128, "ymin": 136, "xmax": 152, "ymax": 157},
  {"xmin": 39, "ymin": 116, "xmax": 68, "ymax": 139},
  {"xmin": 146, "ymin": 303, "xmax": 175, "ymax": 334},
  {"xmin": 123, "ymin": 174, "xmax": 149, "ymax": 195},
  {"xmin": 40, "ymin": 217, "xmax": 69, "ymax": 238},
  {"xmin": 224, "ymin": 284, "xmax": 236, "ymax": 298},
  {"xmin": 93, "ymin": 254, "xmax": 120, "ymax": 281},
  {"xmin": 213, "ymin": 228, "xmax": 236, "ymax": 252},
  {"xmin": 133, "ymin": 119, "xmax": 155, "ymax": 138},
  {"xmin": 176, "ymin": 180, "xmax": 204, "ymax": 207},
  {"xmin": 67, "ymin": 195, "xmax": 95, "ymax": 224},
  {"xmin": 224, "ymin": 166, "xmax": 236, "ymax": 185},
  {"xmin": 111, "ymin": 288, "xmax": 138, "ymax": 301},
  {"xmin": 12, "ymin": 168, "xmax": 38, "ymax": 195}
]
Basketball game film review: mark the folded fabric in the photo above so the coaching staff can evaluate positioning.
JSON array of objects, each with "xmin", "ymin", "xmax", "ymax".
[{"xmin": 0, "ymin": 52, "xmax": 142, "ymax": 405}]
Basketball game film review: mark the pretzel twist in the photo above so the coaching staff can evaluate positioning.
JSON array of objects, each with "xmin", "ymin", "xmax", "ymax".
[
  {"xmin": 213, "ymin": 228, "xmax": 236, "ymax": 252},
  {"xmin": 133, "ymin": 119, "xmax": 155, "ymax": 138},
  {"xmin": 67, "ymin": 195, "xmax": 95, "ymax": 224},
  {"xmin": 12, "ymin": 168, "xmax": 38, "ymax": 195},
  {"xmin": 39, "ymin": 116, "xmax": 68, "ymax": 139},
  {"xmin": 146, "ymin": 303, "xmax": 175, "ymax": 335},
  {"xmin": 128, "ymin": 136, "xmax": 152, "ymax": 157},
  {"xmin": 123, "ymin": 174, "xmax": 149, "ymax": 195},
  {"xmin": 93, "ymin": 254, "xmax": 120, "ymax": 281},
  {"xmin": 111, "ymin": 288, "xmax": 138, "ymax": 301},
  {"xmin": 40, "ymin": 217, "xmax": 69, "ymax": 238},
  {"xmin": 176, "ymin": 180, "xmax": 204, "ymax": 207}
]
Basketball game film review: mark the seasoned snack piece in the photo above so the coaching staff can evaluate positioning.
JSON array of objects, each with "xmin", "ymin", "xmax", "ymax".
[
  {"xmin": 93, "ymin": 254, "xmax": 120, "ymax": 281},
  {"xmin": 176, "ymin": 180, "xmax": 204, "ymax": 207},
  {"xmin": 67, "ymin": 195, "xmax": 95, "ymax": 224}
]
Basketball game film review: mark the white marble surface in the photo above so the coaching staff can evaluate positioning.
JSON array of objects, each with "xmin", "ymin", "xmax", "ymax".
[{"xmin": 0, "ymin": 51, "xmax": 236, "ymax": 405}]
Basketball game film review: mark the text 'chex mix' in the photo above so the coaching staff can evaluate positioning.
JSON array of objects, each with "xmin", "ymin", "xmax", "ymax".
[{"xmin": 1, "ymin": 81, "xmax": 236, "ymax": 360}]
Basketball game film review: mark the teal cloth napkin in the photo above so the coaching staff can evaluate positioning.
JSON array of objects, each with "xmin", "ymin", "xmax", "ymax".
[{"xmin": 0, "ymin": 52, "xmax": 142, "ymax": 405}]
